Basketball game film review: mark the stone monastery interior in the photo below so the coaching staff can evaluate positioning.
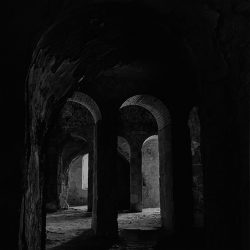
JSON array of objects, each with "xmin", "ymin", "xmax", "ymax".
[{"xmin": 3, "ymin": 0, "xmax": 250, "ymax": 250}]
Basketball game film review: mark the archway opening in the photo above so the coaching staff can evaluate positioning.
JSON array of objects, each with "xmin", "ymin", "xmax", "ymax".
[
  {"xmin": 67, "ymin": 154, "xmax": 89, "ymax": 208},
  {"xmin": 117, "ymin": 95, "xmax": 173, "ymax": 233},
  {"xmin": 46, "ymin": 150, "xmax": 93, "ymax": 250},
  {"xmin": 44, "ymin": 92, "xmax": 100, "ymax": 249}
]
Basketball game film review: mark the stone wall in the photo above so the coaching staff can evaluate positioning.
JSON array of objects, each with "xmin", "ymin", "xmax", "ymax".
[{"xmin": 142, "ymin": 136, "xmax": 160, "ymax": 208}]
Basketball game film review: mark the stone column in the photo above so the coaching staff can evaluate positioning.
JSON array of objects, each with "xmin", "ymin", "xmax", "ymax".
[
  {"xmin": 238, "ymin": 86, "xmax": 250, "ymax": 250},
  {"xmin": 158, "ymin": 125, "xmax": 174, "ymax": 231},
  {"xmin": 87, "ymin": 148, "xmax": 94, "ymax": 212},
  {"xmin": 172, "ymin": 114, "xmax": 193, "ymax": 233},
  {"xmin": 86, "ymin": 127, "xmax": 95, "ymax": 212},
  {"xmin": 128, "ymin": 134, "xmax": 146, "ymax": 212},
  {"xmin": 200, "ymin": 84, "xmax": 235, "ymax": 249},
  {"xmin": 45, "ymin": 144, "xmax": 60, "ymax": 212},
  {"xmin": 58, "ymin": 177, "xmax": 69, "ymax": 210},
  {"xmin": 91, "ymin": 107, "xmax": 118, "ymax": 238}
]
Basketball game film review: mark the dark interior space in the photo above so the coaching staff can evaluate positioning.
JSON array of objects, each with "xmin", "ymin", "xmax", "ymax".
[{"xmin": 3, "ymin": 0, "xmax": 250, "ymax": 250}]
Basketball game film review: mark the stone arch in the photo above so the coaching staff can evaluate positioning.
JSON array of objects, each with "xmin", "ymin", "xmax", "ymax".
[
  {"xmin": 120, "ymin": 95, "xmax": 171, "ymax": 130},
  {"xmin": 120, "ymin": 95, "xmax": 174, "ymax": 230},
  {"xmin": 61, "ymin": 136, "xmax": 89, "ymax": 175},
  {"xmin": 143, "ymin": 135, "xmax": 158, "ymax": 144},
  {"xmin": 49, "ymin": 136, "xmax": 89, "ymax": 210},
  {"xmin": 59, "ymin": 131, "xmax": 96, "ymax": 212},
  {"xmin": 45, "ymin": 93, "xmax": 100, "ymax": 213},
  {"xmin": 67, "ymin": 92, "xmax": 102, "ymax": 124},
  {"xmin": 43, "ymin": 133, "xmax": 88, "ymax": 212}
]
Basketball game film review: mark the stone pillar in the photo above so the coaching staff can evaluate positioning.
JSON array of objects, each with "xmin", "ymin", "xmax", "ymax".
[
  {"xmin": 45, "ymin": 144, "xmax": 60, "ymax": 212},
  {"xmin": 237, "ymin": 88, "xmax": 250, "ymax": 250},
  {"xmin": 172, "ymin": 115, "xmax": 193, "ymax": 233},
  {"xmin": 129, "ymin": 134, "xmax": 145, "ymax": 212},
  {"xmin": 86, "ymin": 127, "xmax": 95, "ymax": 212},
  {"xmin": 91, "ymin": 107, "xmax": 118, "ymax": 238},
  {"xmin": 92, "ymin": 124, "xmax": 98, "ymax": 230},
  {"xmin": 158, "ymin": 125, "xmax": 174, "ymax": 231},
  {"xmin": 57, "ymin": 155, "xmax": 69, "ymax": 210},
  {"xmin": 58, "ymin": 177, "xmax": 69, "ymax": 209},
  {"xmin": 200, "ymin": 84, "xmax": 236, "ymax": 249},
  {"xmin": 87, "ymin": 148, "xmax": 94, "ymax": 212}
]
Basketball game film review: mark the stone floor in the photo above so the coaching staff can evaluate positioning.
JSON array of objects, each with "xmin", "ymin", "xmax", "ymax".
[
  {"xmin": 46, "ymin": 207, "xmax": 204, "ymax": 250},
  {"xmin": 46, "ymin": 207, "xmax": 161, "ymax": 249}
]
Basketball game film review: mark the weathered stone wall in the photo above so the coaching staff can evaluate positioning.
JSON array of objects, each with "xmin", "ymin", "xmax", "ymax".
[{"xmin": 142, "ymin": 136, "xmax": 160, "ymax": 208}]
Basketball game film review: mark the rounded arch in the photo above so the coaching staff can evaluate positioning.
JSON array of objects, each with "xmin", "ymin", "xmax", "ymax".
[
  {"xmin": 57, "ymin": 137, "xmax": 89, "ymax": 209},
  {"xmin": 120, "ymin": 95, "xmax": 174, "ymax": 230},
  {"xmin": 120, "ymin": 95, "xmax": 171, "ymax": 130},
  {"xmin": 61, "ymin": 136, "xmax": 89, "ymax": 174},
  {"xmin": 143, "ymin": 135, "xmax": 158, "ymax": 145},
  {"xmin": 67, "ymin": 92, "xmax": 102, "ymax": 123}
]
